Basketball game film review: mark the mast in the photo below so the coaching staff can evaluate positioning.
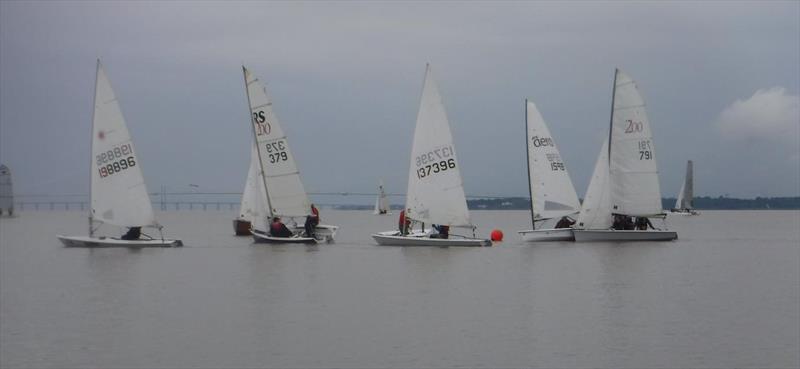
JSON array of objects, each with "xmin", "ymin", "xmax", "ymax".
[
  {"xmin": 606, "ymin": 68, "xmax": 619, "ymax": 215},
  {"xmin": 524, "ymin": 99, "xmax": 535, "ymax": 230},
  {"xmin": 89, "ymin": 59, "xmax": 100, "ymax": 237},
  {"xmin": 242, "ymin": 66, "xmax": 274, "ymax": 222},
  {"xmin": 607, "ymin": 68, "xmax": 618, "ymax": 167}
]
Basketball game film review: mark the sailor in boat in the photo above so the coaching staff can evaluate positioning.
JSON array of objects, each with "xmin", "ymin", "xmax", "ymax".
[
  {"xmin": 430, "ymin": 224, "xmax": 449, "ymax": 239},
  {"xmin": 270, "ymin": 217, "xmax": 294, "ymax": 238},
  {"xmin": 635, "ymin": 217, "xmax": 655, "ymax": 230},
  {"xmin": 612, "ymin": 215, "xmax": 635, "ymax": 230},
  {"xmin": 304, "ymin": 204, "xmax": 320, "ymax": 238},
  {"xmin": 120, "ymin": 227, "xmax": 142, "ymax": 240},
  {"xmin": 398, "ymin": 209, "xmax": 410, "ymax": 234},
  {"xmin": 555, "ymin": 216, "xmax": 576, "ymax": 229}
]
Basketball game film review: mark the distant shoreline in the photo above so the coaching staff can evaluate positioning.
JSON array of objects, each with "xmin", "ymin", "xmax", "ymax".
[{"xmin": 335, "ymin": 196, "xmax": 800, "ymax": 211}]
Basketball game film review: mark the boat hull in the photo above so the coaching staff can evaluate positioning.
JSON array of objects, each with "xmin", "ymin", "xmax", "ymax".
[
  {"xmin": 252, "ymin": 228, "xmax": 319, "ymax": 244},
  {"xmin": 670, "ymin": 210, "xmax": 700, "ymax": 216},
  {"xmin": 372, "ymin": 232, "xmax": 491, "ymax": 247},
  {"xmin": 233, "ymin": 219, "xmax": 252, "ymax": 236},
  {"xmin": 57, "ymin": 235, "xmax": 183, "ymax": 248},
  {"xmin": 573, "ymin": 229, "xmax": 677, "ymax": 242},
  {"xmin": 518, "ymin": 228, "xmax": 575, "ymax": 242},
  {"xmin": 289, "ymin": 224, "xmax": 338, "ymax": 241}
]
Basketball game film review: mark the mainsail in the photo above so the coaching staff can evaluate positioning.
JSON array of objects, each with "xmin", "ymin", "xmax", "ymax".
[
  {"xmin": 525, "ymin": 100, "xmax": 581, "ymax": 221},
  {"xmin": 404, "ymin": 65, "xmax": 471, "ymax": 227},
  {"xmin": 90, "ymin": 61, "xmax": 157, "ymax": 228},
  {"xmin": 243, "ymin": 66, "xmax": 312, "ymax": 219},
  {"xmin": 675, "ymin": 160, "xmax": 694, "ymax": 210},
  {"xmin": 608, "ymin": 69, "xmax": 663, "ymax": 216}
]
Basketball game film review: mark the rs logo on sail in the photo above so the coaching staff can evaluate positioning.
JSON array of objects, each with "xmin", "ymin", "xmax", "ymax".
[{"xmin": 253, "ymin": 110, "xmax": 271, "ymax": 136}]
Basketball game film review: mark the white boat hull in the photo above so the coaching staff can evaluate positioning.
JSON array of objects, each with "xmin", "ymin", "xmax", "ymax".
[
  {"xmin": 252, "ymin": 228, "xmax": 318, "ymax": 244},
  {"xmin": 57, "ymin": 235, "xmax": 183, "ymax": 248},
  {"xmin": 289, "ymin": 224, "xmax": 338, "ymax": 241},
  {"xmin": 670, "ymin": 210, "xmax": 700, "ymax": 216},
  {"xmin": 518, "ymin": 228, "xmax": 575, "ymax": 242},
  {"xmin": 573, "ymin": 229, "xmax": 677, "ymax": 242},
  {"xmin": 372, "ymin": 231, "xmax": 491, "ymax": 247}
]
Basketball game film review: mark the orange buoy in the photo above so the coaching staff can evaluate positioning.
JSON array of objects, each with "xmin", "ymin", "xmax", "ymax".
[{"xmin": 490, "ymin": 229, "xmax": 503, "ymax": 242}]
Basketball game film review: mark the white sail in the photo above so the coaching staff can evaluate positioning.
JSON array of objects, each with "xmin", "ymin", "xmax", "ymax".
[
  {"xmin": 90, "ymin": 61, "xmax": 156, "ymax": 228},
  {"xmin": 0, "ymin": 164, "xmax": 13, "ymax": 211},
  {"xmin": 674, "ymin": 181, "xmax": 685, "ymax": 210},
  {"xmin": 676, "ymin": 160, "xmax": 694, "ymax": 210},
  {"xmin": 373, "ymin": 180, "xmax": 390, "ymax": 214},
  {"xmin": 405, "ymin": 65, "xmax": 471, "ymax": 227},
  {"xmin": 238, "ymin": 143, "xmax": 264, "ymax": 222},
  {"xmin": 608, "ymin": 69, "xmax": 663, "ymax": 216},
  {"xmin": 576, "ymin": 139, "xmax": 613, "ymax": 229},
  {"xmin": 243, "ymin": 66, "xmax": 311, "ymax": 218},
  {"xmin": 526, "ymin": 100, "xmax": 581, "ymax": 220}
]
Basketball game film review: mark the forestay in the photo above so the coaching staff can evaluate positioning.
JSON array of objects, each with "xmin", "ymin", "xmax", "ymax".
[
  {"xmin": 576, "ymin": 139, "xmax": 613, "ymax": 229},
  {"xmin": 238, "ymin": 143, "xmax": 265, "ymax": 222},
  {"xmin": 609, "ymin": 69, "xmax": 663, "ymax": 216},
  {"xmin": 526, "ymin": 100, "xmax": 580, "ymax": 220},
  {"xmin": 243, "ymin": 66, "xmax": 311, "ymax": 218},
  {"xmin": 91, "ymin": 61, "xmax": 156, "ymax": 228},
  {"xmin": 405, "ymin": 65, "xmax": 471, "ymax": 227}
]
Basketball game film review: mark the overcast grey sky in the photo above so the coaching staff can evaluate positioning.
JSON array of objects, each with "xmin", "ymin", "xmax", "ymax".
[{"xmin": 1, "ymin": 1, "xmax": 798, "ymax": 202}]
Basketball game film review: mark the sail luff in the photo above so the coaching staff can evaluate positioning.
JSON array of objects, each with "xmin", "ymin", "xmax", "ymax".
[
  {"xmin": 525, "ymin": 99, "xmax": 535, "ymax": 230},
  {"xmin": 242, "ymin": 66, "xmax": 274, "ymax": 223}
]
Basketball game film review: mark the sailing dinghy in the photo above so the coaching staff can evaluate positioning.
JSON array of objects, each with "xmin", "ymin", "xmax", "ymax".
[
  {"xmin": 373, "ymin": 179, "xmax": 391, "ymax": 215},
  {"xmin": 371, "ymin": 65, "xmax": 491, "ymax": 247},
  {"xmin": 573, "ymin": 69, "xmax": 677, "ymax": 242},
  {"xmin": 58, "ymin": 60, "xmax": 182, "ymax": 247},
  {"xmin": 517, "ymin": 100, "xmax": 581, "ymax": 241},
  {"xmin": 242, "ymin": 66, "xmax": 338, "ymax": 244},
  {"xmin": 233, "ymin": 144, "xmax": 263, "ymax": 235},
  {"xmin": 670, "ymin": 160, "xmax": 698, "ymax": 215}
]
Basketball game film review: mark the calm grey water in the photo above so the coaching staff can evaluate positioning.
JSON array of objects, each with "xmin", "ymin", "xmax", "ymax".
[{"xmin": 1, "ymin": 210, "xmax": 798, "ymax": 368}]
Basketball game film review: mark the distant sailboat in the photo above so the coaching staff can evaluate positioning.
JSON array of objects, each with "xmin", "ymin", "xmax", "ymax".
[
  {"xmin": 233, "ymin": 144, "xmax": 264, "ymax": 235},
  {"xmin": 372, "ymin": 64, "xmax": 491, "ymax": 247},
  {"xmin": 242, "ymin": 66, "xmax": 338, "ymax": 244},
  {"xmin": 671, "ymin": 160, "xmax": 698, "ymax": 215},
  {"xmin": 517, "ymin": 100, "xmax": 581, "ymax": 241},
  {"xmin": 0, "ymin": 164, "xmax": 13, "ymax": 217},
  {"xmin": 373, "ymin": 179, "xmax": 391, "ymax": 215},
  {"xmin": 573, "ymin": 69, "xmax": 677, "ymax": 242},
  {"xmin": 58, "ymin": 60, "xmax": 182, "ymax": 247}
]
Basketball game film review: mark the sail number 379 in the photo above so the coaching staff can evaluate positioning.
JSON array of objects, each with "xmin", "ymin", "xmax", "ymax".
[{"xmin": 264, "ymin": 139, "xmax": 288, "ymax": 163}]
